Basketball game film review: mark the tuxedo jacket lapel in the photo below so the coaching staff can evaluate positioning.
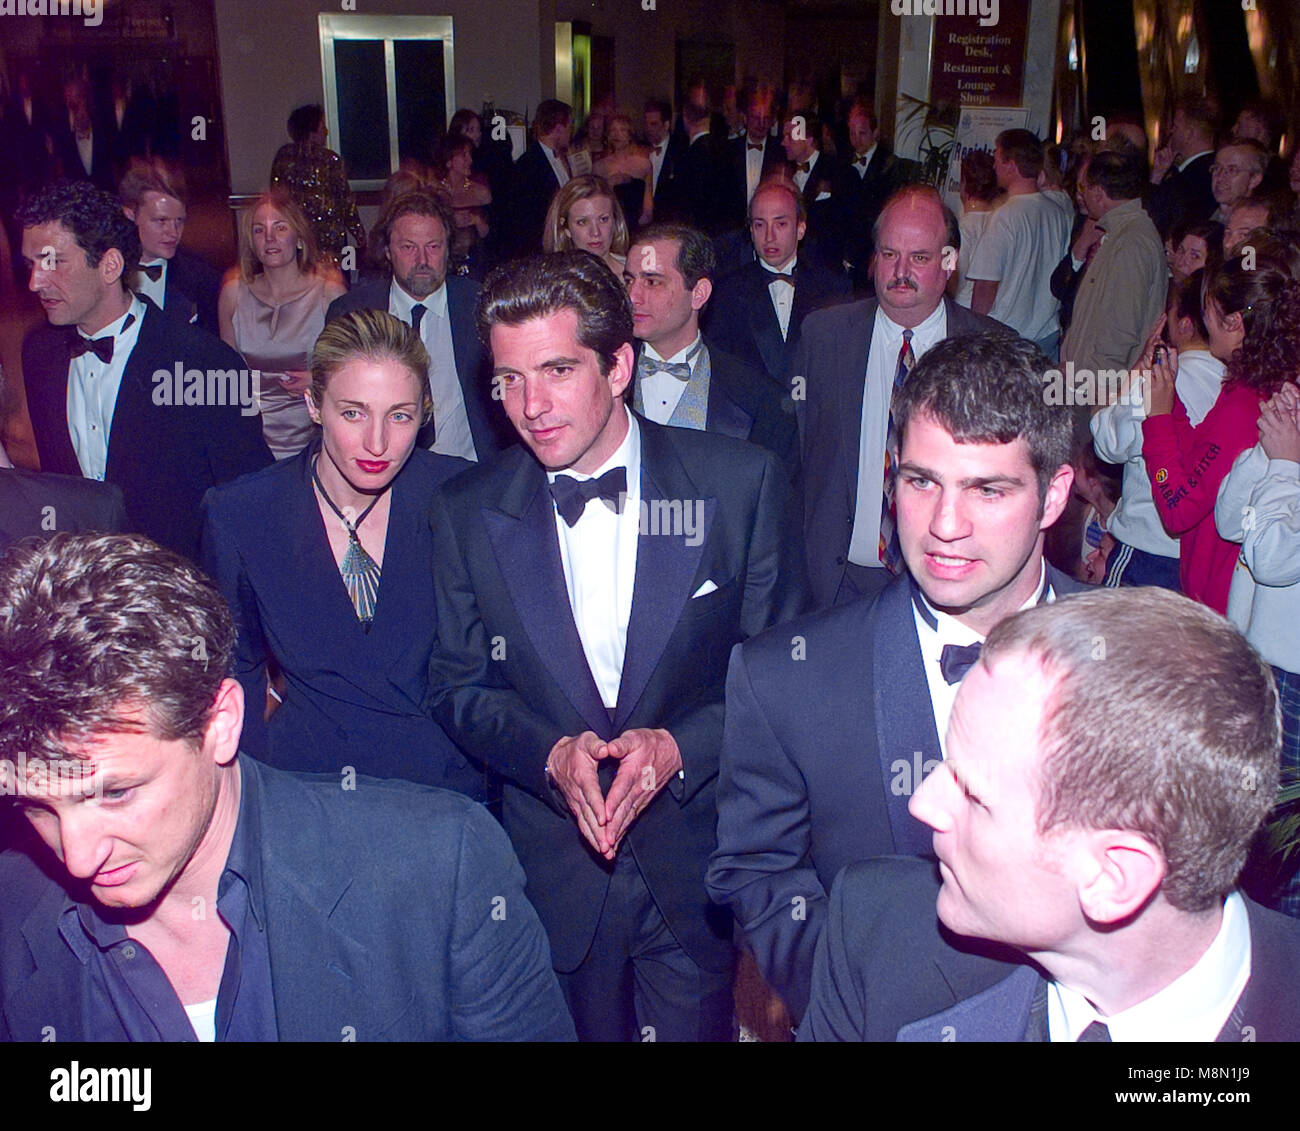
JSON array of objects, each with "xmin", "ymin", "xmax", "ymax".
[
  {"xmin": 897, "ymin": 965, "xmax": 1041, "ymax": 1041},
  {"xmin": 6, "ymin": 884, "xmax": 95, "ymax": 1041},
  {"xmin": 840, "ymin": 299, "xmax": 877, "ymax": 513},
  {"xmin": 871, "ymin": 577, "xmax": 943, "ymax": 855},
  {"xmin": 613, "ymin": 422, "xmax": 714, "ymax": 732},
  {"xmin": 482, "ymin": 455, "xmax": 612, "ymax": 737},
  {"xmin": 103, "ymin": 310, "xmax": 163, "ymax": 486},
  {"xmin": 746, "ymin": 270, "xmax": 786, "ymax": 381},
  {"xmin": 25, "ymin": 327, "xmax": 80, "ymax": 474}
]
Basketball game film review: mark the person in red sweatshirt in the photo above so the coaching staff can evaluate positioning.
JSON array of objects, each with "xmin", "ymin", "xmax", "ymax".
[{"xmin": 1142, "ymin": 252, "xmax": 1300, "ymax": 613}]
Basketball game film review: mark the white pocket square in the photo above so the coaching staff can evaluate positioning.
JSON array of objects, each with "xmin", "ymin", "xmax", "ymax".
[{"xmin": 691, "ymin": 579, "xmax": 719, "ymax": 599}]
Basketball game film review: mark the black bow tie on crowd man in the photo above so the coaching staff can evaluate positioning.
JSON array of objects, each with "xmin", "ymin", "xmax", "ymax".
[
  {"xmin": 138, "ymin": 262, "xmax": 163, "ymax": 282},
  {"xmin": 549, "ymin": 467, "xmax": 628, "ymax": 527},
  {"xmin": 748, "ymin": 141, "xmax": 764, "ymax": 151},
  {"xmin": 68, "ymin": 312, "xmax": 136, "ymax": 365},
  {"xmin": 939, "ymin": 641, "xmax": 982, "ymax": 685}
]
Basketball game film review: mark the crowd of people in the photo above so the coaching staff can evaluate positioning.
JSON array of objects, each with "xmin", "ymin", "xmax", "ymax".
[{"xmin": 2, "ymin": 78, "xmax": 1300, "ymax": 1045}]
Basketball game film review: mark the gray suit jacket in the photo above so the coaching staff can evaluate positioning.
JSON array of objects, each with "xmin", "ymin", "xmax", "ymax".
[{"xmin": 793, "ymin": 297, "xmax": 1012, "ymax": 608}]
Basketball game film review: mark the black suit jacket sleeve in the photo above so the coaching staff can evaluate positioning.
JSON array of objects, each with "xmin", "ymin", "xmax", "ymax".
[
  {"xmin": 199, "ymin": 489, "xmax": 272, "ymax": 757},
  {"xmin": 666, "ymin": 449, "xmax": 807, "ymax": 803},
  {"xmin": 797, "ymin": 855, "xmax": 876, "ymax": 1041},
  {"xmin": 424, "ymin": 486, "xmax": 569, "ymax": 811},
  {"xmin": 709, "ymin": 636, "xmax": 829, "ymax": 1017}
]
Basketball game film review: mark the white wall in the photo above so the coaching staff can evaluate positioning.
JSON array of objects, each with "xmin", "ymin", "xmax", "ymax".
[{"xmin": 214, "ymin": 0, "xmax": 545, "ymax": 193}]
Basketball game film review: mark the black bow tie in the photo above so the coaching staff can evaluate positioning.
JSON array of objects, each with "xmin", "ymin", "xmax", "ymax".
[
  {"xmin": 747, "ymin": 141, "xmax": 764, "ymax": 151},
  {"xmin": 765, "ymin": 271, "xmax": 795, "ymax": 285},
  {"xmin": 139, "ymin": 262, "xmax": 163, "ymax": 282},
  {"xmin": 795, "ymin": 161, "xmax": 812, "ymax": 173},
  {"xmin": 69, "ymin": 313, "xmax": 134, "ymax": 365},
  {"xmin": 549, "ymin": 467, "xmax": 628, "ymax": 527},
  {"xmin": 650, "ymin": 145, "xmax": 663, "ymax": 156},
  {"xmin": 939, "ymin": 641, "xmax": 983, "ymax": 685}
]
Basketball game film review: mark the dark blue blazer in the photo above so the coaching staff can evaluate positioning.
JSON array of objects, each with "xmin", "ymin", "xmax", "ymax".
[
  {"xmin": 0, "ymin": 467, "xmax": 126, "ymax": 550},
  {"xmin": 325, "ymin": 275, "xmax": 514, "ymax": 459},
  {"xmin": 152, "ymin": 249, "xmax": 221, "ymax": 337},
  {"xmin": 426, "ymin": 417, "xmax": 809, "ymax": 972},
  {"xmin": 21, "ymin": 297, "xmax": 273, "ymax": 561},
  {"xmin": 0, "ymin": 756, "xmax": 575, "ymax": 1041},
  {"xmin": 199, "ymin": 444, "xmax": 485, "ymax": 796},
  {"xmin": 799, "ymin": 856, "xmax": 1300, "ymax": 1042},
  {"xmin": 703, "ymin": 257, "xmax": 851, "ymax": 390},
  {"xmin": 706, "ymin": 567, "xmax": 1085, "ymax": 1020}
]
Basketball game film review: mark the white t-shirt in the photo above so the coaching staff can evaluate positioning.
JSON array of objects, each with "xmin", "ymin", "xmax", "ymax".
[
  {"xmin": 967, "ymin": 191, "xmax": 1071, "ymax": 341},
  {"xmin": 954, "ymin": 209, "xmax": 993, "ymax": 309}
]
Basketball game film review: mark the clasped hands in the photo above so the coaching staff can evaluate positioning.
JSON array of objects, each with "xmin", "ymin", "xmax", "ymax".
[
  {"xmin": 546, "ymin": 728, "xmax": 682, "ymax": 860},
  {"xmin": 1259, "ymin": 381, "xmax": 1300, "ymax": 463}
]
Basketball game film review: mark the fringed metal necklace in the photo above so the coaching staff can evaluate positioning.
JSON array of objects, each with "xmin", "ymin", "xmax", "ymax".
[{"xmin": 311, "ymin": 457, "xmax": 386, "ymax": 629}]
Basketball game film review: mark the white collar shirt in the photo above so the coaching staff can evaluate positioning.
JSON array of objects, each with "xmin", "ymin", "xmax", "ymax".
[
  {"xmin": 648, "ymin": 140, "xmax": 668, "ymax": 192},
  {"xmin": 638, "ymin": 333, "xmax": 703, "ymax": 426},
  {"xmin": 541, "ymin": 141, "xmax": 571, "ymax": 187},
  {"xmin": 744, "ymin": 135, "xmax": 768, "ymax": 203},
  {"xmin": 852, "ymin": 143, "xmax": 879, "ymax": 178},
  {"xmin": 548, "ymin": 409, "xmax": 641, "ymax": 709},
  {"xmin": 67, "ymin": 296, "xmax": 146, "ymax": 481},
  {"xmin": 791, "ymin": 149, "xmax": 819, "ymax": 193},
  {"xmin": 135, "ymin": 257, "xmax": 168, "ymax": 310},
  {"xmin": 388, "ymin": 280, "xmax": 477, "ymax": 462},
  {"xmin": 911, "ymin": 561, "xmax": 1050, "ymax": 756},
  {"xmin": 761, "ymin": 255, "xmax": 797, "ymax": 339},
  {"xmin": 1048, "ymin": 891, "xmax": 1251, "ymax": 1042},
  {"xmin": 847, "ymin": 301, "xmax": 947, "ymax": 567}
]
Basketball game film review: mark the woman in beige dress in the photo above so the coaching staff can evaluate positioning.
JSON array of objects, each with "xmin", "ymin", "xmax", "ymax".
[
  {"xmin": 595, "ymin": 113, "xmax": 653, "ymax": 229},
  {"xmin": 219, "ymin": 186, "xmax": 346, "ymax": 459}
]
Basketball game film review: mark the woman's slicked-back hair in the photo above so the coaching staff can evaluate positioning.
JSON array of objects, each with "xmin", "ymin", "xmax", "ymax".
[
  {"xmin": 309, "ymin": 308, "xmax": 432, "ymax": 425},
  {"xmin": 477, "ymin": 251, "xmax": 633, "ymax": 375},
  {"xmin": 0, "ymin": 534, "xmax": 237, "ymax": 764}
]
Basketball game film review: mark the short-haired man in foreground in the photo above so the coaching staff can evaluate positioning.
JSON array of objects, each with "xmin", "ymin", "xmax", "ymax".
[
  {"xmin": 0, "ymin": 534, "xmax": 575, "ymax": 1042},
  {"xmin": 799, "ymin": 587, "xmax": 1300, "ymax": 1041}
]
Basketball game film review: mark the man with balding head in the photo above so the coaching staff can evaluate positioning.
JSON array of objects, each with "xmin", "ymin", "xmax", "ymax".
[
  {"xmin": 1211, "ymin": 139, "xmax": 1267, "ymax": 222},
  {"xmin": 792, "ymin": 184, "xmax": 1009, "ymax": 608},
  {"xmin": 705, "ymin": 179, "xmax": 849, "ymax": 389}
]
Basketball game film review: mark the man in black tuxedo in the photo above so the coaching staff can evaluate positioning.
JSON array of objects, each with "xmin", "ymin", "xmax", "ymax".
[
  {"xmin": 794, "ymin": 184, "xmax": 1010, "ymax": 609},
  {"xmin": 722, "ymin": 87, "xmax": 784, "ymax": 233},
  {"xmin": 707, "ymin": 333, "xmax": 1084, "ymax": 1022},
  {"xmin": 119, "ymin": 164, "xmax": 221, "ymax": 336},
  {"xmin": 625, "ymin": 223, "xmax": 799, "ymax": 471},
  {"xmin": 0, "ymin": 468, "xmax": 126, "ymax": 551},
  {"xmin": 800, "ymin": 587, "xmax": 1300, "ymax": 1042},
  {"xmin": 48, "ymin": 79, "xmax": 115, "ymax": 192},
  {"xmin": 780, "ymin": 112, "xmax": 843, "ymax": 272},
  {"xmin": 18, "ymin": 181, "xmax": 272, "ymax": 561},
  {"xmin": 836, "ymin": 100, "xmax": 918, "ymax": 293},
  {"xmin": 643, "ymin": 99, "xmax": 679, "ymax": 217},
  {"xmin": 1147, "ymin": 98, "xmax": 1219, "ymax": 240},
  {"xmin": 660, "ymin": 100, "xmax": 728, "ymax": 235},
  {"xmin": 509, "ymin": 99, "xmax": 573, "ymax": 257},
  {"xmin": 325, "ymin": 190, "xmax": 511, "ymax": 460},
  {"xmin": 705, "ymin": 180, "xmax": 850, "ymax": 391},
  {"xmin": 426, "ymin": 251, "xmax": 808, "ymax": 1041}
]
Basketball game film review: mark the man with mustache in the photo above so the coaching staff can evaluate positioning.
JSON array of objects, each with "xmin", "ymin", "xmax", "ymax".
[{"xmin": 792, "ymin": 184, "xmax": 1010, "ymax": 608}]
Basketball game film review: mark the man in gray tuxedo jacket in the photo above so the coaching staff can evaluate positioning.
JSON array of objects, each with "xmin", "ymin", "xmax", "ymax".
[
  {"xmin": 0, "ymin": 534, "xmax": 573, "ymax": 1042},
  {"xmin": 800, "ymin": 588, "xmax": 1300, "ymax": 1042},
  {"xmin": 708, "ymin": 333, "xmax": 1085, "ymax": 1022},
  {"xmin": 793, "ymin": 183, "xmax": 1011, "ymax": 609}
]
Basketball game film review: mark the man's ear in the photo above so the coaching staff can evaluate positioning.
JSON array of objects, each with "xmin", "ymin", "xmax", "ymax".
[
  {"xmin": 607, "ymin": 340, "xmax": 635, "ymax": 400},
  {"xmin": 1038, "ymin": 463, "xmax": 1075, "ymax": 531},
  {"xmin": 97, "ymin": 247, "xmax": 125, "ymax": 287},
  {"xmin": 690, "ymin": 276, "xmax": 713, "ymax": 312},
  {"xmin": 1223, "ymin": 309, "xmax": 1245, "ymax": 335},
  {"xmin": 1073, "ymin": 830, "xmax": 1165, "ymax": 925},
  {"xmin": 122, "ymin": 205, "xmax": 137, "ymax": 223},
  {"xmin": 205, "ymin": 678, "xmax": 244, "ymax": 768}
]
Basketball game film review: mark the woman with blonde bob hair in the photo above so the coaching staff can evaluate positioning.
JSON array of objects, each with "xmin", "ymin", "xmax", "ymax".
[
  {"xmin": 200, "ymin": 308, "xmax": 484, "ymax": 795},
  {"xmin": 542, "ymin": 174, "xmax": 629, "ymax": 276},
  {"xmin": 219, "ymin": 185, "xmax": 346, "ymax": 458}
]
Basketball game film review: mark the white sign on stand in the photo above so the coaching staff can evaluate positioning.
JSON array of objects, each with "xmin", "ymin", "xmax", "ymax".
[{"xmin": 941, "ymin": 105, "xmax": 1029, "ymax": 214}]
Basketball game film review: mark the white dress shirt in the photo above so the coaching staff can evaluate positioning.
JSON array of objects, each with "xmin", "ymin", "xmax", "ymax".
[
  {"xmin": 1048, "ymin": 891, "xmax": 1252, "ymax": 1042},
  {"xmin": 549, "ymin": 409, "xmax": 641, "ymax": 709},
  {"xmin": 791, "ymin": 149, "xmax": 819, "ymax": 195},
  {"xmin": 388, "ymin": 280, "xmax": 478, "ymax": 462},
  {"xmin": 638, "ymin": 333, "xmax": 702, "ymax": 425},
  {"xmin": 648, "ymin": 142, "xmax": 668, "ymax": 194},
  {"xmin": 744, "ymin": 137, "xmax": 768, "ymax": 203},
  {"xmin": 847, "ymin": 302, "xmax": 948, "ymax": 567},
  {"xmin": 912, "ymin": 560, "xmax": 1050, "ymax": 755},
  {"xmin": 851, "ymin": 143, "xmax": 878, "ymax": 178},
  {"xmin": 74, "ymin": 129, "xmax": 93, "ymax": 177},
  {"xmin": 67, "ymin": 296, "xmax": 146, "ymax": 481},
  {"xmin": 761, "ymin": 255, "xmax": 797, "ymax": 340},
  {"xmin": 135, "ymin": 258, "xmax": 168, "ymax": 310},
  {"xmin": 540, "ymin": 141, "xmax": 570, "ymax": 188}
]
